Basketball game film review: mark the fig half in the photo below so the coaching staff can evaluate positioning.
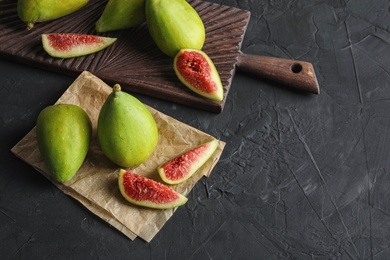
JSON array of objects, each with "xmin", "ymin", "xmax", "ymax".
[
  {"xmin": 173, "ymin": 49, "xmax": 224, "ymax": 102},
  {"xmin": 118, "ymin": 169, "xmax": 188, "ymax": 209}
]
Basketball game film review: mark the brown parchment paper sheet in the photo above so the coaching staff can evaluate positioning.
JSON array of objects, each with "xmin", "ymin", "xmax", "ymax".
[{"xmin": 11, "ymin": 71, "xmax": 226, "ymax": 242}]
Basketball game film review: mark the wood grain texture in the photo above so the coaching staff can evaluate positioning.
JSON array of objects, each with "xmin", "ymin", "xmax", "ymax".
[{"xmin": 0, "ymin": 0, "xmax": 250, "ymax": 113}]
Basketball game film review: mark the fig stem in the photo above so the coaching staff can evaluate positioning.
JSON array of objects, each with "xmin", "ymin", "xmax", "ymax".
[
  {"xmin": 27, "ymin": 22, "xmax": 34, "ymax": 30},
  {"xmin": 113, "ymin": 84, "xmax": 121, "ymax": 92}
]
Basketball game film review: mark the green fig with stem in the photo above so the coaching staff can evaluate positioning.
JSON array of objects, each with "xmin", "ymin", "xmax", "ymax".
[
  {"xmin": 96, "ymin": 0, "xmax": 146, "ymax": 33},
  {"xmin": 17, "ymin": 0, "xmax": 90, "ymax": 30},
  {"xmin": 97, "ymin": 84, "xmax": 159, "ymax": 168}
]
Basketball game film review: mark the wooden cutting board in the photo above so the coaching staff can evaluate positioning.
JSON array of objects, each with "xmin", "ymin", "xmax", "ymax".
[{"xmin": 0, "ymin": 0, "xmax": 251, "ymax": 113}]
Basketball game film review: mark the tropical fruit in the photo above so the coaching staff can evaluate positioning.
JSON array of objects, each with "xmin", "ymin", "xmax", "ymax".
[
  {"xmin": 42, "ymin": 33, "xmax": 117, "ymax": 58},
  {"xmin": 97, "ymin": 84, "xmax": 158, "ymax": 168},
  {"xmin": 96, "ymin": 0, "xmax": 146, "ymax": 33},
  {"xmin": 174, "ymin": 49, "xmax": 224, "ymax": 101},
  {"xmin": 158, "ymin": 139, "xmax": 219, "ymax": 184},
  {"xmin": 118, "ymin": 169, "xmax": 188, "ymax": 209},
  {"xmin": 145, "ymin": 0, "xmax": 205, "ymax": 57},
  {"xmin": 17, "ymin": 0, "xmax": 89, "ymax": 30},
  {"xmin": 36, "ymin": 104, "xmax": 92, "ymax": 183}
]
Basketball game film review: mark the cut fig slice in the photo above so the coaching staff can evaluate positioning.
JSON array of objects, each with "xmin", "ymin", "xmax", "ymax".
[
  {"xmin": 118, "ymin": 169, "xmax": 188, "ymax": 209},
  {"xmin": 158, "ymin": 139, "xmax": 219, "ymax": 185},
  {"xmin": 42, "ymin": 33, "xmax": 117, "ymax": 58},
  {"xmin": 173, "ymin": 49, "xmax": 224, "ymax": 101}
]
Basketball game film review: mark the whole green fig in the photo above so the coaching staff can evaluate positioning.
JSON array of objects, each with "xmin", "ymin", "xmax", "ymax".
[
  {"xmin": 17, "ymin": 0, "xmax": 90, "ymax": 30},
  {"xmin": 96, "ymin": 0, "xmax": 146, "ymax": 33},
  {"xmin": 97, "ymin": 84, "xmax": 158, "ymax": 168},
  {"xmin": 36, "ymin": 104, "xmax": 92, "ymax": 183},
  {"xmin": 145, "ymin": 0, "xmax": 205, "ymax": 57}
]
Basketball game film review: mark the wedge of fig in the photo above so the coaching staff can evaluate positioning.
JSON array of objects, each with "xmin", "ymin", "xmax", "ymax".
[
  {"xmin": 41, "ymin": 33, "xmax": 117, "ymax": 58},
  {"xmin": 158, "ymin": 139, "xmax": 219, "ymax": 185},
  {"xmin": 118, "ymin": 169, "xmax": 188, "ymax": 209},
  {"xmin": 174, "ymin": 49, "xmax": 224, "ymax": 102}
]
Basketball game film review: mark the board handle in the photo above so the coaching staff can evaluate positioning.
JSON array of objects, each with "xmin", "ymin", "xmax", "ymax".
[{"xmin": 236, "ymin": 53, "xmax": 320, "ymax": 94}]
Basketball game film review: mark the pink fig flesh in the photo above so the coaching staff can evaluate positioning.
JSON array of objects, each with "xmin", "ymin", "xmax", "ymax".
[
  {"xmin": 118, "ymin": 169, "xmax": 187, "ymax": 209},
  {"xmin": 158, "ymin": 139, "xmax": 219, "ymax": 185},
  {"xmin": 42, "ymin": 33, "xmax": 117, "ymax": 58},
  {"xmin": 174, "ymin": 49, "xmax": 224, "ymax": 101}
]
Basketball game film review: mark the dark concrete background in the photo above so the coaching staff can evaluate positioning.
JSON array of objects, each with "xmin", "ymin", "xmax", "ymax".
[{"xmin": 1, "ymin": 0, "xmax": 390, "ymax": 259}]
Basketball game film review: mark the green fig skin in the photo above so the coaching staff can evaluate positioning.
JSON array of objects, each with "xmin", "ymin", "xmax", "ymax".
[
  {"xmin": 97, "ymin": 84, "xmax": 159, "ymax": 168},
  {"xmin": 96, "ymin": 0, "xmax": 146, "ymax": 33},
  {"xmin": 17, "ymin": 0, "xmax": 90, "ymax": 30},
  {"xmin": 145, "ymin": 0, "xmax": 205, "ymax": 57},
  {"xmin": 36, "ymin": 104, "xmax": 92, "ymax": 183}
]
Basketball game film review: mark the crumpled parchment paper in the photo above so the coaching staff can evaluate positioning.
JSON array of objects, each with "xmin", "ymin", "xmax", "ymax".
[{"xmin": 11, "ymin": 71, "xmax": 225, "ymax": 242}]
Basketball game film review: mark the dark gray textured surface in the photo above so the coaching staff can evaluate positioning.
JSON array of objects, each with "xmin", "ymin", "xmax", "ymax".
[{"xmin": 2, "ymin": 0, "xmax": 390, "ymax": 259}]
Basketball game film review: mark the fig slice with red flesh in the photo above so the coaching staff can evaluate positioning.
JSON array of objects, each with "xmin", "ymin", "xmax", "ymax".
[
  {"xmin": 173, "ymin": 49, "xmax": 224, "ymax": 102},
  {"xmin": 118, "ymin": 169, "xmax": 188, "ymax": 209},
  {"xmin": 42, "ymin": 33, "xmax": 117, "ymax": 58},
  {"xmin": 158, "ymin": 139, "xmax": 219, "ymax": 185}
]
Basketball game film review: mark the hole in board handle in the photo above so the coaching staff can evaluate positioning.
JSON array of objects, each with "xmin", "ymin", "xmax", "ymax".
[{"xmin": 290, "ymin": 63, "xmax": 302, "ymax": 73}]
